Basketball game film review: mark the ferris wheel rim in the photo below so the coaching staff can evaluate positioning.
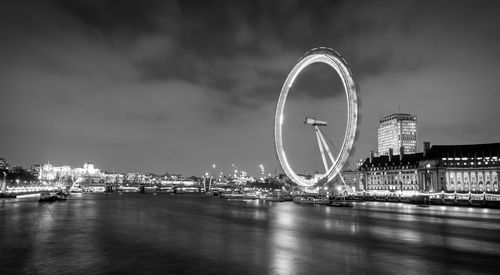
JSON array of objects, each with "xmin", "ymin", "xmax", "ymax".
[{"xmin": 274, "ymin": 47, "xmax": 358, "ymax": 187}]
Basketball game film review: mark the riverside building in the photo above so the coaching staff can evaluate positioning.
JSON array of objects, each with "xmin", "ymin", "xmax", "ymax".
[
  {"xmin": 359, "ymin": 142, "xmax": 500, "ymax": 194},
  {"xmin": 419, "ymin": 142, "xmax": 500, "ymax": 193},
  {"xmin": 359, "ymin": 147, "xmax": 422, "ymax": 195},
  {"xmin": 378, "ymin": 113, "xmax": 417, "ymax": 156}
]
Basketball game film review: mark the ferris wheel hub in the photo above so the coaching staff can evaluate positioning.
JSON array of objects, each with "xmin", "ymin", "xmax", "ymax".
[{"xmin": 304, "ymin": 117, "xmax": 328, "ymax": 126}]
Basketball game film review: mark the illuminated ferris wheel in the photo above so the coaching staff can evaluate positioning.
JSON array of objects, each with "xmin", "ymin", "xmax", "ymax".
[{"xmin": 274, "ymin": 48, "xmax": 359, "ymax": 187}]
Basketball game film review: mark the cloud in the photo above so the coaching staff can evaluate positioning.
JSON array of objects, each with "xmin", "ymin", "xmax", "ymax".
[{"xmin": 1, "ymin": 0, "xmax": 500, "ymax": 175}]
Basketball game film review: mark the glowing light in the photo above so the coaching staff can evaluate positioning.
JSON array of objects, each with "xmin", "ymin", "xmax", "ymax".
[{"xmin": 274, "ymin": 47, "xmax": 358, "ymax": 187}]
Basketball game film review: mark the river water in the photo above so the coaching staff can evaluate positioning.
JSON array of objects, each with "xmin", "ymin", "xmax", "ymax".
[{"xmin": 1, "ymin": 193, "xmax": 499, "ymax": 274}]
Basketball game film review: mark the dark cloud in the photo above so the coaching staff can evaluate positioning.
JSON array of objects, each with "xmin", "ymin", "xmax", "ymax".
[{"xmin": 1, "ymin": 0, "xmax": 500, "ymax": 176}]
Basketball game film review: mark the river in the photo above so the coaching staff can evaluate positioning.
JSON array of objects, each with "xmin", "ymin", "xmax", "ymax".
[{"xmin": 1, "ymin": 193, "xmax": 499, "ymax": 274}]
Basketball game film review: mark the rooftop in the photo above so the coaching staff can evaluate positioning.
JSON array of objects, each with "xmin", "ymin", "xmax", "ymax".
[
  {"xmin": 360, "ymin": 152, "xmax": 424, "ymax": 169},
  {"xmin": 425, "ymin": 142, "xmax": 500, "ymax": 159},
  {"xmin": 379, "ymin": 113, "xmax": 416, "ymax": 122}
]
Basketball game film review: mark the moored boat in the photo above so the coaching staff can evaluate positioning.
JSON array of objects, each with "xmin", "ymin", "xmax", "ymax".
[
  {"xmin": 220, "ymin": 190, "xmax": 246, "ymax": 199},
  {"xmin": 293, "ymin": 195, "xmax": 330, "ymax": 205},
  {"xmin": 173, "ymin": 186, "xmax": 202, "ymax": 194},
  {"xmin": 429, "ymin": 193, "xmax": 443, "ymax": 205},
  {"xmin": 442, "ymin": 193, "xmax": 456, "ymax": 205},
  {"xmin": 260, "ymin": 193, "xmax": 285, "ymax": 202},
  {"xmin": 39, "ymin": 191, "xmax": 67, "ymax": 202},
  {"xmin": 282, "ymin": 194, "xmax": 293, "ymax": 201},
  {"xmin": 328, "ymin": 201, "xmax": 353, "ymax": 207},
  {"xmin": 485, "ymin": 193, "xmax": 500, "ymax": 208},
  {"xmin": 243, "ymin": 191, "xmax": 260, "ymax": 200},
  {"xmin": 455, "ymin": 193, "xmax": 470, "ymax": 206}
]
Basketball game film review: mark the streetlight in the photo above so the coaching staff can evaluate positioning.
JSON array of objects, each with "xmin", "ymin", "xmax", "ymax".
[
  {"xmin": 210, "ymin": 164, "xmax": 218, "ymax": 184},
  {"xmin": 202, "ymin": 172, "xmax": 209, "ymax": 191}
]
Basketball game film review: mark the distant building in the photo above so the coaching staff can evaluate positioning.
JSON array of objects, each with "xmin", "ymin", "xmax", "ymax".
[
  {"xmin": 39, "ymin": 163, "xmax": 72, "ymax": 181},
  {"xmin": 39, "ymin": 162, "xmax": 103, "ymax": 183},
  {"xmin": 73, "ymin": 163, "xmax": 101, "ymax": 178},
  {"xmin": 378, "ymin": 113, "xmax": 417, "ymax": 156},
  {"xmin": 31, "ymin": 164, "xmax": 41, "ymax": 179}
]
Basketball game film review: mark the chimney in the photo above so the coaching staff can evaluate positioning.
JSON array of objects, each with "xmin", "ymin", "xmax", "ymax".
[
  {"xmin": 370, "ymin": 151, "xmax": 374, "ymax": 163},
  {"xmin": 423, "ymin": 142, "xmax": 431, "ymax": 156},
  {"xmin": 400, "ymin": 146, "xmax": 404, "ymax": 161},
  {"xmin": 389, "ymin": 148, "xmax": 393, "ymax": 162}
]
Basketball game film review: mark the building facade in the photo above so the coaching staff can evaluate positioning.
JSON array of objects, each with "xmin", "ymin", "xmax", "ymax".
[
  {"xmin": 378, "ymin": 113, "xmax": 417, "ymax": 156},
  {"xmin": 418, "ymin": 143, "xmax": 500, "ymax": 193},
  {"xmin": 359, "ymin": 148, "xmax": 421, "ymax": 194},
  {"xmin": 39, "ymin": 163, "xmax": 72, "ymax": 181},
  {"xmin": 39, "ymin": 162, "xmax": 103, "ymax": 182},
  {"xmin": 359, "ymin": 142, "xmax": 500, "ymax": 194}
]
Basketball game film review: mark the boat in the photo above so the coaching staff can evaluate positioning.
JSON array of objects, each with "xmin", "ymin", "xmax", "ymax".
[
  {"xmin": 39, "ymin": 190, "xmax": 67, "ymax": 202},
  {"xmin": 173, "ymin": 186, "xmax": 202, "ymax": 194},
  {"xmin": 220, "ymin": 190, "xmax": 246, "ymax": 199},
  {"xmin": 39, "ymin": 191, "xmax": 57, "ymax": 202},
  {"xmin": 260, "ymin": 193, "xmax": 285, "ymax": 202},
  {"xmin": 69, "ymin": 183, "xmax": 84, "ymax": 193},
  {"xmin": 282, "ymin": 194, "xmax": 294, "ymax": 201},
  {"xmin": 429, "ymin": 193, "xmax": 443, "ymax": 205},
  {"xmin": 485, "ymin": 193, "xmax": 500, "ymax": 208},
  {"xmin": 243, "ymin": 191, "xmax": 260, "ymax": 200},
  {"xmin": 455, "ymin": 193, "xmax": 470, "ymax": 206},
  {"xmin": 374, "ymin": 195, "xmax": 387, "ymax": 202},
  {"xmin": 442, "ymin": 193, "xmax": 456, "ymax": 205},
  {"xmin": 56, "ymin": 191, "xmax": 68, "ymax": 200},
  {"xmin": 328, "ymin": 201, "xmax": 353, "ymax": 207},
  {"xmin": 470, "ymin": 193, "xmax": 486, "ymax": 207},
  {"xmin": 293, "ymin": 195, "xmax": 330, "ymax": 205},
  {"xmin": 409, "ymin": 195, "xmax": 430, "ymax": 205}
]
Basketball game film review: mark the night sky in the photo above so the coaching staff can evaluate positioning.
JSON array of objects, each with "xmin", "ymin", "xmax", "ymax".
[{"xmin": 1, "ymin": 0, "xmax": 500, "ymax": 177}]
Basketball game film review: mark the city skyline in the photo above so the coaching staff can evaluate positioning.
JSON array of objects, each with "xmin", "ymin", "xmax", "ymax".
[{"xmin": 2, "ymin": 0, "xmax": 500, "ymax": 176}]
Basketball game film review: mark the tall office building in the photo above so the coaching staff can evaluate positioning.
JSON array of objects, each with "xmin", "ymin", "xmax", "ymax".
[{"xmin": 378, "ymin": 113, "xmax": 417, "ymax": 156}]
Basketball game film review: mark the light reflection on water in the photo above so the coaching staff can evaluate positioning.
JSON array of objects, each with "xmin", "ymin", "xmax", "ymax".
[{"xmin": 1, "ymin": 194, "xmax": 499, "ymax": 274}]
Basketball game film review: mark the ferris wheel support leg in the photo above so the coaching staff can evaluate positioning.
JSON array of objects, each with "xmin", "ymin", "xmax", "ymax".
[
  {"xmin": 338, "ymin": 173, "xmax": 354, "ymax": 195},
  {"xmin": 317, "ymin": 128, "xmax": 336, "ymax": 166},
  {"xmin": 314, "ymin": 126, "xmax": 330, "ymax": 172},
  {"xmin": 338, "ymin": 172, "xmax": 346, "ymax": 185}
]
